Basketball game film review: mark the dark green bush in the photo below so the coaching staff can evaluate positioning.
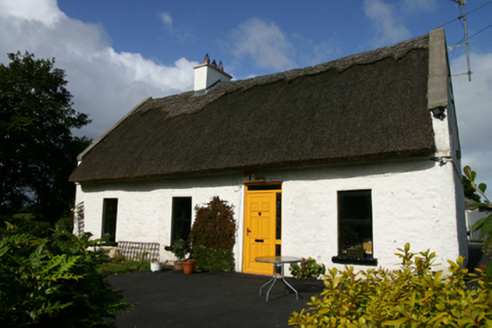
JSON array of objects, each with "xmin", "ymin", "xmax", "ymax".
[
  {"xmin": 192, "ymin": 245, "xmax": 235, "ymax": 272},
  {"xmin": 289, "ymin": 243, "xmax": 492, "ymax": 327},
  {"xmin": 189, "ymin": 196, "xmax": 236, "ymax": 271},
  {"xmin": 0, "ymin": 218, "xmax": 130, "ymax": 327}
]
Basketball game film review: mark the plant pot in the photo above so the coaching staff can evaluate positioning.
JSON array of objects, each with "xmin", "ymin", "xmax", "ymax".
[
  {"xmin": 174, "ymin": 260, "xmax": 183, "ymax": 271},
  {"xmin": 181, "ymin": 259, "xmax": 196, "ymax": 275},
  {"xmin": 150, "ymin": 262, "xmax": 163, "ymax": 272}
]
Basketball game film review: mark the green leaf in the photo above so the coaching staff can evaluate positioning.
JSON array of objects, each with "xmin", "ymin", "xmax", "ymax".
[
  {"xmin": 479, "ymin": 183, "xmax": 487, "ymax": 193},
  {"xmin": 382, "ymin": 317, "xmax": 408, "ymax": 326},
  {"xmin": 464, "ymin": 166, "xmax": 473, "ymax": 180},
  {"xmin": 486, "ymin": 261, "xmax": 492, "ymax": 277},
  {"xmin": 472, "ymin": 215, "xmax": 492, "ymax": 232}
]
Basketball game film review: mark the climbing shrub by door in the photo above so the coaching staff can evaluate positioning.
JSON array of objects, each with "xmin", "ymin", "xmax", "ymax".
[{"xmin": 189, "ymin": 196, "xmax": 236, "ymax": 271}]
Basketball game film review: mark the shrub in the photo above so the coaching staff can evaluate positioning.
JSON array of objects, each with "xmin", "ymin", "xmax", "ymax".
[
  {"xmin": 192, "ymin": 245, "xmax": 235, "ymax": 272},
  {"xmin": 189, "ymin": 196, "xmax": 236, "ymax": 271},
  {"xmin": 0, "ymin": 218, "xmax": 130, "ymax": 327},
  {"xmin": 464, "ymin": 166, "xmax": 492, "ymax": 279},
  {"xmin": 289, "ymin": 243, "xmax": 492, "ymax": 327},
  {"xmin": 290, "ymin": 257, "xmax": 326, "ymax": 279}
]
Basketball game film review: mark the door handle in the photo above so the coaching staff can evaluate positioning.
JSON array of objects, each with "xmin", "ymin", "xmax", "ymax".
[{"xmin": 247, "ymin": 228, "xmax": 252, "ymax": 235}]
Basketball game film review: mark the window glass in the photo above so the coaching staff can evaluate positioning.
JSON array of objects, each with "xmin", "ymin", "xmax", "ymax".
[
  {"xmin": 171, "ymin": 197, "xmax": 192, "ymax": 245},
  {"xmin": 102, "ymin": 198, "xmax": 118, "ymax": 242},
  {"xmin": 338, "ymin": 190, "xmax": 373, "ymax": 258}
]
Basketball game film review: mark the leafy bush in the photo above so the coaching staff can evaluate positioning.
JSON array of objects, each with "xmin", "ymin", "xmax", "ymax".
[
  {"xmin": 0, "ymin": 218, "xmax": 130, "ymax": 327},
  {"xmin": 289, "ymin": 243, "xmax": 492, "ymax": 327},
  {"xmin": 189, "ymin": 196, "xmax": 236, "ymax": 271},
  {"xmin": 290, "ymin": 257, "xmax": 326, "ymax": 279},
  {"xmin": 464, "ymin": 166, "xmax": 492, "ymax": 279},
  {"xmin": 192, "ymin": 245, "xmax": 235, "ymax": 272}
]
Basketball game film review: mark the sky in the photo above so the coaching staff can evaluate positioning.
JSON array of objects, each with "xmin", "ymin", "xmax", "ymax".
[{"xmin": 1, "ymin": 0, "xmax": 491, "ymax": 197}]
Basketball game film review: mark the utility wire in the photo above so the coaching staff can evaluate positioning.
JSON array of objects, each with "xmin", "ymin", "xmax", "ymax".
[
  {"xmin": 436, "ymin": 1, "xmax": 492, "ymax": 28},
  {"xmin": 469, "ymin": 24, "xmax": 492, "ymax": 40}
]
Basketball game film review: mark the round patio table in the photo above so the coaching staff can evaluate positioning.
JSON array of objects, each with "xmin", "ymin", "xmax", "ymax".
[{"xmin": 255, "ymin": 256, "xmax": 302, "ymax": 302}]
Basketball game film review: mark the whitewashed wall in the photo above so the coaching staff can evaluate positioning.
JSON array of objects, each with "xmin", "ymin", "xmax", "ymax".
[{"xmin": 75, "ymin": 156, "xmax": 467, "ymax": 274}]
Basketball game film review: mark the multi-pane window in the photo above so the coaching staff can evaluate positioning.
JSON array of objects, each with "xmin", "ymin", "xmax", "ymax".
[
  {"xmin": 337, "ymin": 190, "xmax": 373, "ymax": 260},
  {"xmin": 102, "ymin": 198, "xmax": 118, "ymax": 243},
  {"xmin": 171, "ymin": 197, "xmax": 192, "ymax": 245}
]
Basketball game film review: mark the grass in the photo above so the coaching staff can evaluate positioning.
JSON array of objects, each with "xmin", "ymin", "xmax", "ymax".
[
  {"xmin": 99, "ymin": 261, "xmax": 143, "ymax": 275},
  {"xmin": 99, "ymin": 260, "xmax": 174, "ymax": 275}
]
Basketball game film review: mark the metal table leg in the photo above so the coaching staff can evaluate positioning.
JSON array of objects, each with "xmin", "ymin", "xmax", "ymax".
[{"xmin": 259, "ymin": 263, "xmax": 299, "ymax": 302}]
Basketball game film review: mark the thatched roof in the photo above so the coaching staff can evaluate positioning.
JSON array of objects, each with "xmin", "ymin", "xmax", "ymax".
[{"xmin": 70, "ymin": 32, "xmax": 439, "ymax": 183}]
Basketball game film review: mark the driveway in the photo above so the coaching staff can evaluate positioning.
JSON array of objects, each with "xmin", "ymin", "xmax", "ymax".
[
  {"xmin": 108, "ymin": 244, "xmax": 489, "ymax": 328},
  {"xmin": 108, "ymin": 269, "xmax": 324, "ymax": 328}
]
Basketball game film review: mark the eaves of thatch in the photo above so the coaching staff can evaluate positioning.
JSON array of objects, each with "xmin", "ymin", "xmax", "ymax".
[{"xmin": 70, "ymin": 30, "xmax": 447, "ymax": 184}]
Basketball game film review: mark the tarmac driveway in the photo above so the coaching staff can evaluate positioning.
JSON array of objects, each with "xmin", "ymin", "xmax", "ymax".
[
  {"xmin": 108, "ymin": 269, "xmax": 325, "ymax": 328},
  {"xmin": 108, "ymin": 244, "xmax": 489, "ymax": 328}
]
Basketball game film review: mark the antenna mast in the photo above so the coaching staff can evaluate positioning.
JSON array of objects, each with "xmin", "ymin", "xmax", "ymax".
[{"xmin": 449, "ymin": 0, "xmax": 472, "ymax": 81}]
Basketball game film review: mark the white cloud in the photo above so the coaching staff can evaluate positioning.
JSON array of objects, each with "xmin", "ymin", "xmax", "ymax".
[
  {"xmin": 0, "ymin": 0, "xmax": 63, "ymax": 26},
  {"xmin": 158, "ymin": 11, "xmax": 194, "ymax": 43},
  {"xmin": 232, "ymin": 18, "xmax": 295, "ymax": 71},
  {"xmin": 0, "ymin": 0, "xmax": 196, "ymax": 139},
  {"xmin": 452, "ymin": 52, "xmax": 492, "ymax": 197},
  {"xmin": 159, "ymin": 12, "xmax": 173, "ymax": 31},
  {"xmin": 401, "ymin": 0, "xmax": 437, "ymax": 12},
  {"xmin": 363, "ymin": 0, "xmax": 411, "ymax": 45}
]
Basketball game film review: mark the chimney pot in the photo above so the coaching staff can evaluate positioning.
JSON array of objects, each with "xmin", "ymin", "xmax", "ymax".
[
  {"xmin": 204, "ymin": 53, "xmax": 210, "ymax": 64},
  {"xmin": 218, "ymin": 61, "xmax": 224, "ymax": 71},
  {"xmin": 211, "ymin": 60, "xmax": 217, "ymax": 68}
]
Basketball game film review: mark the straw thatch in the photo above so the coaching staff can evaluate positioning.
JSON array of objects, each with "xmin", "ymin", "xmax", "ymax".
[{"xmin": 70, "ymin": 33, "xmax": 435, "ymax": 183}]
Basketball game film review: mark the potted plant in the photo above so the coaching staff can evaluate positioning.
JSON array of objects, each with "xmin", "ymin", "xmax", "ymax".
[
  {"xmin": 166, "ymin": 239, "xmax": 188, "ymax": 270},
  {"xmin": 181, "ymin": 247, "xmax": 196, "ymax": 275},
  {"xmin": 150, "ymin": 258, "xmax": 163, "ymax": 272},
  {"xmin": 346, "ymin": 246, "xmax": 364, "ymax": 258}
]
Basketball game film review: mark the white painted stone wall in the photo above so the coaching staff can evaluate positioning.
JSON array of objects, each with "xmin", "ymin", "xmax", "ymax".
[{"xmin": 75, "ymin": 156, "xmax": 467, "ymax": 274}]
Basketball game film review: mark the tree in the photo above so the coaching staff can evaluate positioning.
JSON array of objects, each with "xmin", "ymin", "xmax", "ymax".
[{"xmin": 0, "ymin": 51, "xmax": 91, "ymax": 225}]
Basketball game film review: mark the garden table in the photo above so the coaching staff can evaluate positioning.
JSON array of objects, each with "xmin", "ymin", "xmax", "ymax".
[{"xmin": 255, "ymin": 256, "xmax": 302, "ymax": 302}]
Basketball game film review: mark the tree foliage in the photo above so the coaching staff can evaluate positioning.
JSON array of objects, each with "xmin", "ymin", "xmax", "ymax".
[
  {"xmin": 189, "ymin": 196, "xmax": 236, "ymax": 271},
  {"xmin": 0, "ymin": 218, "xmax": 130, "ymax": 327},
  {"xmin": 0, "ymin": 51, "xmax": 91, "ymax": 224},
  {"xmin": 463, "ymin": 174, "xmax": 481, "ymax": 203},
  {"xmin": 289, "ymin": 243, "xmax": 491, "ymax": 327}
]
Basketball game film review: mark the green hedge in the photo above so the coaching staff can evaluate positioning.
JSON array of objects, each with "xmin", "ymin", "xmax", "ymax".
[{"xmin": 289, "ymin": 243, "xmax": 492, "ymax": 327}]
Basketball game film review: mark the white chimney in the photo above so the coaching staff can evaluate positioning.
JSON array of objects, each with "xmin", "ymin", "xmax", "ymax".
[{"xmin": 194, "ymin": 54, "xmax": 232, "ymax": 92}]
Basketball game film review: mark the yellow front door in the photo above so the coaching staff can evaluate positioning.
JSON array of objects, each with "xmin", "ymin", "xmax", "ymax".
[{"xmin": 242, "ymin": 185, "xmax": 280, "ymax": 275}]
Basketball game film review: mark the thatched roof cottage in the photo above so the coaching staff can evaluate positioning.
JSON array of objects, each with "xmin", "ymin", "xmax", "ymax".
[{"xmin": 70, "ymin": 28, "xmax": 468, "ymax": 274}]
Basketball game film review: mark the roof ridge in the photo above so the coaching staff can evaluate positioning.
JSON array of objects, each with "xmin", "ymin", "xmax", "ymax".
[{"xmin": 177, "ymin": 33, "xmax": 430, "ymax": 115}]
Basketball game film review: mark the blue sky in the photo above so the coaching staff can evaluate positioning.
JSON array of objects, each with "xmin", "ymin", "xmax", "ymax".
[{"xmin": 1, "ymin": 0, "xmax": 492, "ymax": 195}]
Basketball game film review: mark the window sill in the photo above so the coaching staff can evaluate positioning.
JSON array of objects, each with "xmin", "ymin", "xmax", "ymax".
[{"xmin": 331, "ymin": 256, "xmax": 378, "ymax": 266}]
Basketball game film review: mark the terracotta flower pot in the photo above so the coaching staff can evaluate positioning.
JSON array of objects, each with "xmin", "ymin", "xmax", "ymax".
[{"xmin": 181, "ymin": 259, "xmax": 196, "ymax": 274}]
